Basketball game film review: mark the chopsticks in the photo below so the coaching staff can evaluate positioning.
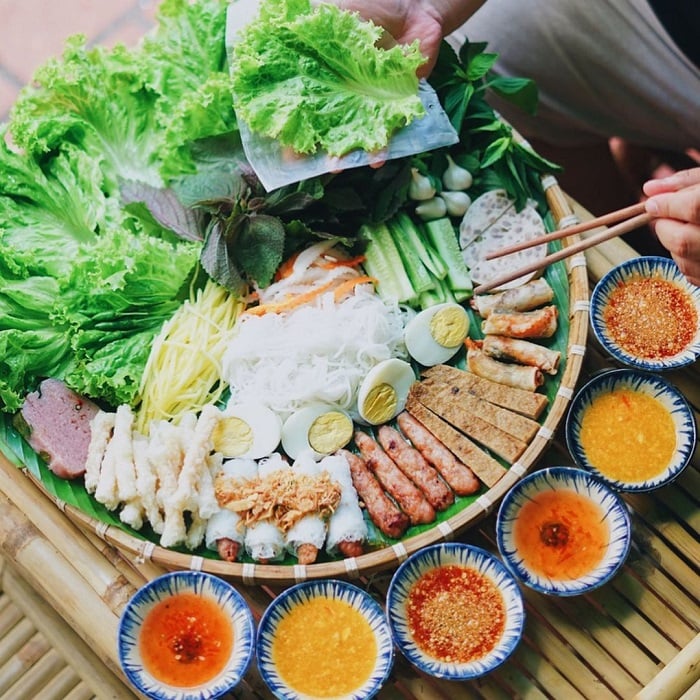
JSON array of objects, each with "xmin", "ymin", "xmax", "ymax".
[{"xmin": 472, "ymin": 203, "xmax": 651, "ymax": 295}]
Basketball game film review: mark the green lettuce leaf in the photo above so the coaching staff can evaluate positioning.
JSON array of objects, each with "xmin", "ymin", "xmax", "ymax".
[
  {"xmin": 0, "ymin": 137, "xmax": 119, "ymax": 277},
  {"xmin": 230, "ymin": 0, "xmax": 426, "ymax": 156},
  {"xmin": 139, "ymin": 0, "xmax": 239, "ymax": 180},
  {"xmin": 58, "ymin": 227, "xmax": 200, "ymax": 407},
  {"xmin": 0, "ymin": 250, "xmax": 73, "ymax": 413},
  {"xmin": 10, "ymin": 36, "xmax": 163, "ymax": 189}
]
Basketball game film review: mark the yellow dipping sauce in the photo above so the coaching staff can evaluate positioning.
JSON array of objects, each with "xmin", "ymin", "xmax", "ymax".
[
  {"xmin": 271, "ymin": 596, "xmax": 377, "ymax": 697},
  {"xmin": 579, "ymin": 389, "xmax": 676, "ymax": 483}
]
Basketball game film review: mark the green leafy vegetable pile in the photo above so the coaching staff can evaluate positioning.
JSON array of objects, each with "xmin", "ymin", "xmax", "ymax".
[
  {"xmin": 0, "ymin": 0, "xmax": 560, "ymax": 416},
  {"xmin": 0, "ymin": 0, "xmax": 235, "ymax": 413}
]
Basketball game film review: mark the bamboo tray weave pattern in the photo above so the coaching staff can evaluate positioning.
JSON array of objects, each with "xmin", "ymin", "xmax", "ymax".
[{"xmin": 0, "ymin": 177, "xmax": 589, "ymax": 585}]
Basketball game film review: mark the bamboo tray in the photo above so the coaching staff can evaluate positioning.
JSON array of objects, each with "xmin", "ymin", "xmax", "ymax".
[{"xmin": 0, "ymin": 176, "xmax": 590, "ymax": 585}]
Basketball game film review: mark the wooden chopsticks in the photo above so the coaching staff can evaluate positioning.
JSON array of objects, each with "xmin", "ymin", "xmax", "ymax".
[{"xmin": 473, "ymin": 203, "xmax": 651, "ymax": 295}]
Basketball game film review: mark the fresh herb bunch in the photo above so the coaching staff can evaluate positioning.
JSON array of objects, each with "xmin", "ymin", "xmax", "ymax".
[{"xmin": 430, "ymin": 39, "xmax": 561, "ymax": 210}]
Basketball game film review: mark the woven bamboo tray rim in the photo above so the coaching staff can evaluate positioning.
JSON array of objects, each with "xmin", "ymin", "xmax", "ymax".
[{"xmin": 12, "ymin": 175, "xmax": 590, "ymax": 585}]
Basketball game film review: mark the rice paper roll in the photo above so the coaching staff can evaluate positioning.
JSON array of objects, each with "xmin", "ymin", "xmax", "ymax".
[
  {"xmin": 466, "ymin": 341, "xmax": 544, "ymax": 392},
  {"xmin": 482, "ymin": 335, "xmax": 561, "ymax": 375},
  {"xmin": 205, "ymin": 457, "xmax": 258, "ymax": 557},
  {"xmin": 285, "ymin": 451, "xmax": 327, "ymax": 564},
  {"xmin": 322, "ymin": 453, "xmax": 368, "ymax": 557},
  {"xmin": 244, "ymin": 453, "xmax": 287, "ymax": 563},
  {"xmin": 481, "ymin": 305, "xmax": 558, "ymax": 339},
  {"xmin": 471, "ymin": 278, "xmax": 554, "ymax": 318}
]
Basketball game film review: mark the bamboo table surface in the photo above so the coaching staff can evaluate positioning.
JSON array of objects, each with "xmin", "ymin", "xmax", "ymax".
[{"xmin": 0, "ymin": 198, "xmax": 698, "ymax": 700}]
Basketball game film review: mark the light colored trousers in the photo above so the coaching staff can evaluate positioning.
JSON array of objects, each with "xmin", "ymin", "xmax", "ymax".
[{"xmin": 449, "ymin": 0, "xmax": 700, "ymax": 150}]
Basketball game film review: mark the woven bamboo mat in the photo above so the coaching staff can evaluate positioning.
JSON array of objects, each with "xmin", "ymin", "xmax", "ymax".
[{"xmin": 0, "ymin": 558, "xmax": 138, "ymax": 700}]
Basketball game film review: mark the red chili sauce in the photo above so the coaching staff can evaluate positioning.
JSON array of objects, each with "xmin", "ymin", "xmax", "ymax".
[
  {"xmin": 139, "ymin": 592, "xmax": 233, "ymax": 687},
  {"xmin": 604, "ymin": 276, "xmax": 697, "ymax": 359},
  {"xmin": 406, "ymin": 564, "xmax": 506, "ymax": 664}
]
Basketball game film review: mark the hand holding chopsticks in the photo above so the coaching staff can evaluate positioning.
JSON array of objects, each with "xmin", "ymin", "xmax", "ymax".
[{"xmin": 472, "ymin": 203, "xmax": 651, "ymax": 295}]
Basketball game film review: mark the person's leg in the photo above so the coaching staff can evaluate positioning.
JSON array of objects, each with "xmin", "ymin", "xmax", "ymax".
[{"xmin": 449, "ymin": 0, "xmax": 700, "ymax": 150}]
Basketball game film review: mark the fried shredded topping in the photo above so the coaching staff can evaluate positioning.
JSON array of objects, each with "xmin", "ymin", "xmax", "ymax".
[{"xmin": 215, "ymin": 469, "xmax": 342, "ymax": 532}]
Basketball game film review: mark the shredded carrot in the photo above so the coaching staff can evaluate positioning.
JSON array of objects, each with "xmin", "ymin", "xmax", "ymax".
[
  {"xmin": 333, "ymin": 275, "xmax": 376, "ymax": 302},
  {"xmin": 274, "ymin": 252, "xmax": 301, "ymax": 281},
  {"xmin": 319, "ymin": 254, "xmax": 366, "ymax": 270},
  {"xmin": 245, "ymin": 279, "xmax": 338, "ymax": 316}
]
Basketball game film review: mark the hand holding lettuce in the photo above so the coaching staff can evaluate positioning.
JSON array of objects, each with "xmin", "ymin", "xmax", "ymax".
[{"xmin": 230, "ymin": 0, "xmax": 427, "ymax": 157}]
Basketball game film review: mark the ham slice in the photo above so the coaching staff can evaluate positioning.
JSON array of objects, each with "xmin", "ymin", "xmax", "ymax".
[{"xmin": 20, "ymin": 379, "xmax": 101, "ymax": 479}]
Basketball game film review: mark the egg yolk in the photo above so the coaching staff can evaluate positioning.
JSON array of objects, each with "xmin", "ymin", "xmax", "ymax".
[
  {"xmin": 308, "ymin": 411, "xmax": 354, "ymax": 454},
  {"xmin": 360, "ymin": 383, "xmax": 398, "ymax": 424},
  {"xmin": 211, "ymin": 416, "xmax": 254, "ymax": 456},
  {"xmin": 430, "ymin": 306, "xmax": 469, "ymax": 348}
]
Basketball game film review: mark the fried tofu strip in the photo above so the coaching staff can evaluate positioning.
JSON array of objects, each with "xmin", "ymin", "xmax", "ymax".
[
  {"xmin": 340, "ymin": 449, "xmax": 410, "ymax": 539},
  {"xmin": 414, "ymin": 377, "xmax": 540, "ymax": 443},
  {"xmin": 355, "ymin": 431, "xmax": 435, "ymax": 525},
  {"xmin": 396, "ymin": 412, "xmax": 479, "ymax": 496},
  {"xmin": 377, "ymin": 425, "xmax": 454, "ymax": 511},
  {"xmin": 409, "ymin": 383, "xmax": 528, "ymax": 464},
  {"xmin": 405, "ymin": 397, "xmax": 507, "ymax": 488},
  {"xmin": 422, "ymin": 364, "xmax": 548, "ymax": 419}
]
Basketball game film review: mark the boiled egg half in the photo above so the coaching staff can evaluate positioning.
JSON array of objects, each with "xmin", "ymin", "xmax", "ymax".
[
  {"xmin": 356, "ymin": 358, "xmax": 416, "ymax": 425},
  {"xmin": 212, "ymin": 402, "xmax": 282, "ymax": 459},
  {"xmin": 281, "ymin": 404, "xmax": 354, "ymax": 460},
  {"xmin": 403, "ymin": 302, "xmax": 470, "ymax": 366}
]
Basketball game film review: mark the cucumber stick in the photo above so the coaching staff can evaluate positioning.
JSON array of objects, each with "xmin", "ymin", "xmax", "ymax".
[
  {"xmin": 391, "ymin": 211, "xmax": 447, "ymax": 279},
  {"xmin": 361, "ymin": 215, "xmax": 472, "ymax": 309},
  {"xmin": 360, "ymin": 222, "xmax": 416, "ymax": 303},
  {"xmin": 387, "ymin": 217, "xmax": 435, "ymax": 295},
  {"xmin": 423, "ymin": 217, "xmax": 473, "ymax": 293}
]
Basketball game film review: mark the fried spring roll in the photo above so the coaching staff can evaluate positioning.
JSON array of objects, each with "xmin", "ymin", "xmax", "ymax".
[
  {"xmin": 466, "ymin": 339, "xmax": 544, "ymax": 392},
  {"xmin": 471, "ymin": 278, "xmax": 554, "ymax": 317},
  {"xmin": 355, "ymin": 431, "xmax": 435, "ymax": 525},
  {"xmin": 482, "ymin": 335, "xmax": 561, "ymax": 375},
  {"xmin": 481, "ymin": 305, "xmax": 558, "ymax": 339},
  {"xmin": 377, "ymin": 425, "xmax": 454, "ymax": 511},
  {"xmin": 396, "ymin": 411, "xmax": 480, "ymax": 495},
  {"xmin": 340, "ymin": 449, "xmax": 410, "ymax": 539}
]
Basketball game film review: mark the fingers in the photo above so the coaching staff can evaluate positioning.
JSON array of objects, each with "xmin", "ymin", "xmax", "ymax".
[
  {"xmin": 645, "ymin": 183, "xmax": 700, "ymax": 226},
  {"xmin": 653, "ymin": 219, "xmax": 700, "ymax": 286},
  {"xmin": 643, "ymin": 166, "xmax": 700, "ymax": 196}
]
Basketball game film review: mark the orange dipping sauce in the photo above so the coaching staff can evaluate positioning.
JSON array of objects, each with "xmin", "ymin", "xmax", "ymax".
[
  {"xmin": 406, "ymin": 565, "xmax": 506, "ymax": 663},
  {"xmin": 139, "ymin": 592, "xmax": 233, "ymax": 688},
  {"xmin": 513, "ymin": 489, "xmax": 609, "ymax": 580}
]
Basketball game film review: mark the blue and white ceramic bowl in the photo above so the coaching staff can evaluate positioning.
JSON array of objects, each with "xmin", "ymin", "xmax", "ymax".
[
  {"xmin": 386, "ymin": 543, "xmax": 524, "ymax": 680},
  {"xmin": 496, "ymin": 467, "xmax": 631, "ymax": 596},
  {"xmin": 118, "ymin": 571, "xmax": 255, "ymax": 700},
  {"xmin": 566, "ymin": 369, "xmax": 696, "ymax": 492},
  {"xmin": 256, "ymin": 579, "xmax": 394, "ymax": 699},
  {"xmin": 590, "ymin": 255, "xmax": 700, "ymax": 371}
]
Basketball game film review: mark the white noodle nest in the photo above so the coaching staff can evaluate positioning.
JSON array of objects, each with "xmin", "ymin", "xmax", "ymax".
[{"xmin": 221, "ymin": 285, "xmax": 407, "ymax": 418}]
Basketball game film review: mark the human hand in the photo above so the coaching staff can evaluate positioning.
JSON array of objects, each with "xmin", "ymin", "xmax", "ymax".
[
  {"xmin": 332, "ymin": 0, "xmax": 485, "ymax": 77},
  {"xmin": 644, "ymin": 168, "xmax": 700, "ymax": 286}
]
